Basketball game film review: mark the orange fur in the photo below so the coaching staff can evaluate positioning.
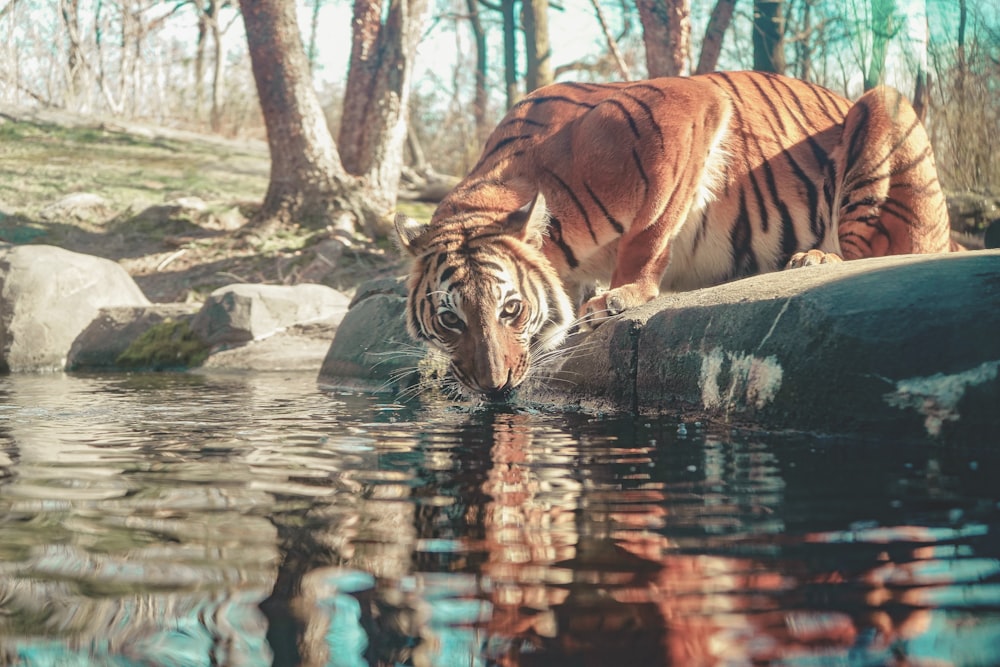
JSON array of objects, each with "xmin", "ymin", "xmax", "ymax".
[{"xmin": 396, "ymin": 71, "xmax": 955, "ymax": 399}]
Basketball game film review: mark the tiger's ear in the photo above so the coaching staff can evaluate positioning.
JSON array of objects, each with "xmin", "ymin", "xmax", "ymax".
[
  {"xmin": 394, "ymin": 213, "xmax": 429, "ymax": 256},
  {"xmin": 502, "ymin": 192, "xmax": 548, "ymax": 249}
]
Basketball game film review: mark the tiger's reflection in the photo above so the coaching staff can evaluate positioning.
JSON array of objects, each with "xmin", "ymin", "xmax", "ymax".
[
  {"xmin": 276, "ymin": 412, "xmax": 965, "ymax": 667},
  {"xmin": 473, "ymin": 414, "xmax": 944, "ymax": 667}
]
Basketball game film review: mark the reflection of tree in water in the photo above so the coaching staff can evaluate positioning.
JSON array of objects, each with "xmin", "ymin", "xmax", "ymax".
[{"xmin": 260, "ymin": 438, "xmax": 418, "ymax": 666}]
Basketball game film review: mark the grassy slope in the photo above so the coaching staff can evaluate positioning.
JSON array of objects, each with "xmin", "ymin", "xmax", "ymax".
[{"xmin": 0, "ymin": 109, "xmax": 431, "ymax": 302}]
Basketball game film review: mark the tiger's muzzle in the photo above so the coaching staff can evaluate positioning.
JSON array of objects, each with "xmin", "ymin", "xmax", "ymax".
[{"xmin": 452, "ymin": 324, "xmax": 527, "ymax": 402}]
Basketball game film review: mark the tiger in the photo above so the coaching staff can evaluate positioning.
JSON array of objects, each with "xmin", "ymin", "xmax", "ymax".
[{"xmin": 395, "ymin": 70, "xmax": 957, "ymax": 401}]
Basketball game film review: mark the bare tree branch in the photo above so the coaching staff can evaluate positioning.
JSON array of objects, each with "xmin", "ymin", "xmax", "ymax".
[
  {"xmin": 0, "ymin": 0, "xmax": 19, "ymax": 21},
  {"xmin": 589, "ymin": 0, "xmax": 631, "ymax": 80}
]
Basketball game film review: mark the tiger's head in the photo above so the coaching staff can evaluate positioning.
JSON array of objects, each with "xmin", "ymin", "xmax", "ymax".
[{"xmin": 394, "ymin": 195, "xmax": 574, "ymax": 401}]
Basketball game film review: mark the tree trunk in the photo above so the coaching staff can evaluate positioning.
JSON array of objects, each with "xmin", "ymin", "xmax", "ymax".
[
  {"xmin": 466, "ymin": 0, "xmax": 490, "ymax": 145},
  {"xmin": 241, "ymin": 0, "xmax": 382, "ymax": 234},
  {"xmin": 338, "ymin": 0, "xmax": 427, "ymax": 227},
  {"xmin": 306, "ymin": 0, "xmax": 322, "ymax": 70},
  {"xmin": 753, "ymin": 0, "xmax": 785, "ymax": 74},
  {"xmin": 194, "ymin": 8, "xmax": 207, "ymax": 118},
  {"xmin": 956, "ymin": 0, "xmax": 967, "ymax": 96},
  {"xmin": 695, "ymin": 0, "xmax": 734, "ymax": 75},
  {"xmin": 59, "ymin": 0, "xmax": 84, "ymax": 108},
  {"xmin": 523, "ymin": 0, "xmax": 553, "ymax": 92},
  {"xmin": 863, "ymin": 0, "xmax": 895, "ymax": 90},
  {"xmin": 794, "ymin": 0, "xmax": 812, "ymax": 80},
  {"xmin": 636, "ymin": 0, "xmax": 690, "ymax": 78},
  {"xmin": 502, "ymin": 0, "xmax": 519, "ymax": 108},
  {"xmin": 911, "ymin": 12, "xmax": 928, "ymax": 121},
  {"xmin": 209, "ymin": 15, "xmax": 224, "ymax": 133}
]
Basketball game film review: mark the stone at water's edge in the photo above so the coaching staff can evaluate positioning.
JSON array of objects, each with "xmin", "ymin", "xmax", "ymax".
[
  {"xmin": 0, "ymin": 244, "xmax": 151, "ymax": 372},
  {"xmin": 67, "ymin": 304, "xmax": 201, "ymax": 371},
  {"xmin": 526, "ymin": 250, "xmax": 1000, "ymax": 440},
  {"xmin": 191, "ymin": 283, "xmax": 351, "ymax": 347},
  {"xmin": 202, "ymin": 318, "xmax": 342, "ymax": 372},
  {"xmin": 318, "ymin": 277, "xmax": 423, "ymax": 393}
]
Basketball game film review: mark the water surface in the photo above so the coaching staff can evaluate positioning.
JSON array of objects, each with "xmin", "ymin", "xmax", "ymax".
[{"xmin": 0, "ymin": 372, "xmax": 998, "ymax": 666}]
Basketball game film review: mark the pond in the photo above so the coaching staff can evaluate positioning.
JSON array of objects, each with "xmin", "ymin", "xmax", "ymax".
[{"xmin": 0, "ymin": 371, "xmax": 998, "ymax": 666}]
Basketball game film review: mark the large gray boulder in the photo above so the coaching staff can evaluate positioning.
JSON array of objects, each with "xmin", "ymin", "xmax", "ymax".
[
  {"xmin": 0, "ymin": 244, "xmax": 150, "ymax": 372},
  {"xmin": 528, "ymin": 250, "xmax": 1000, "ymax": 440},
  {"xmin": 191, "ymin": 283, "xmax": 350, "ymax": 348},
  {"xmin": 318, "ymin": 277, "xmax": 422, "ymax": 392}
]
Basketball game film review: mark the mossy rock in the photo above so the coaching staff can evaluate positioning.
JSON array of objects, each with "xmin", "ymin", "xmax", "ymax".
[{"xmin": 115, "ymin": 319, "xmax": 210, "ymax": 370}]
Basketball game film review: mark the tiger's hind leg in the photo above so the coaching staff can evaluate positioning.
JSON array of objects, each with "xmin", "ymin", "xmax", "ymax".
[{"xmin": 831, "ymin": 86, "xmax": 951, "ymax": 260}]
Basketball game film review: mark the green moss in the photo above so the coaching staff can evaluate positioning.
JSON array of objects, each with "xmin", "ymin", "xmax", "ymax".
[{"xmin": 116, "ymin": 319, "xmax": 210, "ymax": 370}]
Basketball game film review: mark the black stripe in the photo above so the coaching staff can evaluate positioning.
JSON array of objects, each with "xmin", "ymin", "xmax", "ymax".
[
  {"xmin": 439, "ymin": 265, "xmax": 458, "ymax": 284},
  {"xmin": 807, "ymin": 82, "xmax": 848, "ymax": 125},
  {"xmin": 622, "ymin": 91, "xmax": 664, "ymax": 146},
  {"xmin": 627, "ymin": 82, "xmax": 668, "ymax": 99},
  {"xmin": 841, "ymin": 194, "xmax": 882, "ymax": 215},
  {"xmin": 845, "ymin": 103, "xmax": 871, "ymax": 169},
  {"xmin": 631, "ymin": 148, "xmax": 649, "ymax": 191},
  {"xmin": 473, "ymin": 258, "xmax": 507, "ymax": 274},
  {"xmin": 781, "ymin": 147, "xmax": 823, "ymax": 240},
  {"xmin": 603, "ymin": 99, "xmax": 641, "ymax": 138},
  {"xmin": 748, "ymin": 74, "xmax": 789, "ymax": 136},
  {"xmin": 880, "ymin": 197, "xmax": 917, "ymax": 223},
  {"xmin": 543, "ymin": 167, "xmax": 598, "ymax": 243},
  {"xmin": 509, "ymin": 252, "xmax": 528, "ymax": 294},
  {"xmin": 546, "ymin": 215, "xmax": 579, "ymax": 269},
  {"xmin": 889, "ymin": 144, "xmax": 934, "ymax": 179},
  {"xmin": 498, "ymin": 117, "xmax": 546, "ymax": 131},
  {"xmin": 477, "ymin": 134, "xmax": 533, "ymax": 168},
  {"xmin": 512, "ymin": 94, "xmax": 597, "ymax": 113},
  {"xmin": 713, "ymin": 71, "xmax": 747, "ymax": 106},
  {"xmin": 560, "ymin": 81, "xmax": 608, "ymax": 93},
  {"xmin": 767, "ymin": 75, "xmax": 839, "ymax": 174},
  {"xmin": 583, "ymin": 182, "xmax": 625, "ymax": 234},
  {"xmin": 731, "ymin": 188, "xmax": 758, "ymax": 278}
]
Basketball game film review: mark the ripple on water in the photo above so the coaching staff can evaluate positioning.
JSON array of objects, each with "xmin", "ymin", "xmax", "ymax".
[{"xmin": 0, "ymin": 372, "xmax": 998, "ymax": 666}]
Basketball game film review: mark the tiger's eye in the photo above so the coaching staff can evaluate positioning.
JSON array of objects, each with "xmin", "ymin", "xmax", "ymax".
[
  {"xmin": 500, "ymin": 299, "xmax": 522, "ymax": 319},
  {"xmin": 438, "ymin": 311, "xmax": 463, "ymax": 330}
]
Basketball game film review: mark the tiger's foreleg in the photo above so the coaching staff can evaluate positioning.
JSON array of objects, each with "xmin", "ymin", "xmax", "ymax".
[
  {"xmin": 577, "ymin": 157, "xmax": 717, "ymax": 320},
  {"xmin": 577, "ymin": 101, "xmax": 731, "ymax": 321},
  {"xmin": 577, "ymin": 210, "xmax": 675, "ymax": 320}
]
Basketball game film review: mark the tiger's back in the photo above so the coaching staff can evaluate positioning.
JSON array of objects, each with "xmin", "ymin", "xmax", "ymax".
[
  {"xmin": 396, "ymin": 71, "xmax": 955, "ymax": 399},
  {"xmin": 456, "ymin": 70, "xmax": 949, "ymax": 293}
]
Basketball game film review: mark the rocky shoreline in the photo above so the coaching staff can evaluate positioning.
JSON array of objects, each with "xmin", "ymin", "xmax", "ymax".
[{"xmin": 2, "ymin": 241, "xmax": 999, "ymax": 441}]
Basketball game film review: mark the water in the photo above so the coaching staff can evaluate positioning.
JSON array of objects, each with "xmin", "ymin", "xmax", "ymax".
[{"xmin": 0, "ymin": 372, "xmax": 998, "ymax": 666}]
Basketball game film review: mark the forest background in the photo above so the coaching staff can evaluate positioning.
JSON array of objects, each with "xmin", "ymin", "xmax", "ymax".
[{"xmin": 1, "ymin": 0, "xmax": 997, "ymax": 266}]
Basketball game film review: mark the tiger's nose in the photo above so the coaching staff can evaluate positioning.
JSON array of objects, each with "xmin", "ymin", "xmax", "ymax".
[{"xmin": 481, "ymin": 369, "xmax": 515, "ymax": 402}]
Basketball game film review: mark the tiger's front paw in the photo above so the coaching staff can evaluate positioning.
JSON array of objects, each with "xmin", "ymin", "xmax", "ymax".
[
  {"xmin": 578, "ymin": 284, "xmax": 655, "ymax": 327},
  {"xmin": 786, "ymin": 249, "xmax": 844, "ymax": 268}
]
